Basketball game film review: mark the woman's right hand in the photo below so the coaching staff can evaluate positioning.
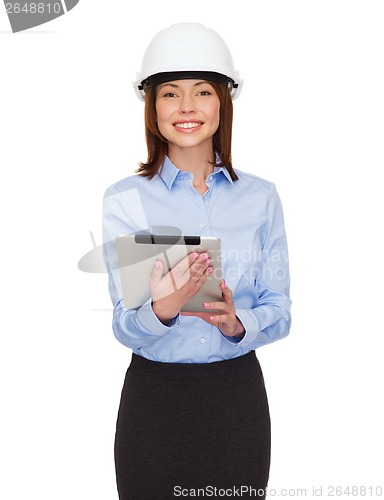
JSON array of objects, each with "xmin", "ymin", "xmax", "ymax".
[{"xmin": 150, "ymin": 252, "xmax": 213, "ymax": 324}]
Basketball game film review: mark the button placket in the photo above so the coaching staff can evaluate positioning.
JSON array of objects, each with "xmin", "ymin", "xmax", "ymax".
[{"xmin": 186, "ymin": 179, "xmax": 212, "ymax": 235}]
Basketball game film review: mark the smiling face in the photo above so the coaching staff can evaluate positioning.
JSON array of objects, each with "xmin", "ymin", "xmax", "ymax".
[{"xmin": 155, "ymin": 79, "xmax": 221, "ymax": 154}]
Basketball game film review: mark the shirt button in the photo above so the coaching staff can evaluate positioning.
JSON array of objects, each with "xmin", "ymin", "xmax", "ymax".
[
  {"xmin": 200, "ymin": 224, "xmax": 206, "ymax": 229},
  {"xmin": 208, "ymin": 175, "xmax": 213, "ymax": 181},
  {"xmin": 200, "ymin": 338, "xmax": 206, "ymax": 344}
]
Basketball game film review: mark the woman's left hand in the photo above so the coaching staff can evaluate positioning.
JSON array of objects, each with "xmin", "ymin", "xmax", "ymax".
[{"xmin": 181, "ymin": 279, "xmax": 245, "ymax": 339}]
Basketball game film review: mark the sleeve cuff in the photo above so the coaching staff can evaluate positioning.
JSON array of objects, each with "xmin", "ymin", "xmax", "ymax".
[
  {"xmin": 220, "ymin": 313, "xmax": 254, "ymax": 346},
  {"xmin": 136, "ymin": 298, "xmax": 180, "ymax": 335},
  {"xmin": 227, "ymin": 309, "xmax": 261, "ymax": 348},
  {"xmin": 221, "ymin": 334, "xmax": 242, "ymax": 345}
]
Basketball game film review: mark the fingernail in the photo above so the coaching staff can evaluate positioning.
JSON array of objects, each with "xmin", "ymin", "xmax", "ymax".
[
  {"xmin": 204, "ymin": 302, "xmax": 210, "ymax": 308},
  {"xmin": 223, "ymin": 279, "xmax": 227, "ymax": 288},
  {"xmin": 155, "ymin": 261, "xmax": 161, "ymax": 269},
  {"xmin": 192, "ymin": 253, "xmax": 199, "ymax": 260},
  {"xmin": 210, "ymin": 316, "xmax": 216, "ymax": 321},
  {"xmin": 207, "ymin": 267, "xmax": 213, "ymax": 274}
]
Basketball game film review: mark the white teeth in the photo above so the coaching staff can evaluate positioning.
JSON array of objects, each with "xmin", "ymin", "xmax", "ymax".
[{"xmin": 174, "ymin": 122, "xmax": 201, "ymax": 129}]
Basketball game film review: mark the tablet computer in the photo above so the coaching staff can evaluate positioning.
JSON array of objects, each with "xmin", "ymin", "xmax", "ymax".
[{"xmin": 116, "ymin": 233, "xmax": 222, "ymax": 312}]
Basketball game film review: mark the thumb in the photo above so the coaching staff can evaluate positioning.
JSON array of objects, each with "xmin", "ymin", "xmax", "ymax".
[{"xmin": 150, "ymin": 260, "xmax": 164, "ymax": 289}]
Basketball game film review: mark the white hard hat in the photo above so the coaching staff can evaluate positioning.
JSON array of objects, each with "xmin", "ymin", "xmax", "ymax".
[{"xmin": 133, "ymin": 22, "xmax": 243, "ymax": 101}]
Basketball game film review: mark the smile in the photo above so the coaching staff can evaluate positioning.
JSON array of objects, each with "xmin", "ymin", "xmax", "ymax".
[{"xmin": 173, "ymin": 122, "xmax": 203, "ymax": 129}]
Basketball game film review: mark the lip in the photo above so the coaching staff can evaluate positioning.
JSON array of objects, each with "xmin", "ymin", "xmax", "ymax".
[{"xmin": 172, "ymin": 120, "xmax": 204, "ymax": 133}]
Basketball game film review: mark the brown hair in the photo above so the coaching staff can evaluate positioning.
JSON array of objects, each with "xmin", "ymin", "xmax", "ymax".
[{"xmin": 135, "ymin": 81, "xmax": 238, "ymax": 181}]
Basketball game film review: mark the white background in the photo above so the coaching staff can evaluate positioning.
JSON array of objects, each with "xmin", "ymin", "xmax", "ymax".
[{"xmin": 1, "ymin": 1, "xmax": 383, "ymax": 498}]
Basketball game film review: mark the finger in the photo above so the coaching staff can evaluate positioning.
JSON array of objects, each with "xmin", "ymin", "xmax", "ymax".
[
  {"xmin": 191, "ymin": 258, "xmax": 212, "ymax": 284},
  {"xmin": 173, "ymin": 261, "xmax": 213, "ymax": 294},
  {"xmin": 170, "ymin": 252, "xmax": 200, "ymax": 290},
  {"xmin": 188, "ymin": 252, "xmax": 210, "ymax": 276},
  {"xmin": 171, "ymin": 252, "xmax": 209, "ymax": 287},
  {"xmin": 203, "ymin": 300, "xmax": 227, "ymax": 311},
  {"xmin": 208, "ymin": 313, "xmax": 229, "ymax": 324},
  {"xmin": 182, "ymin": 311, "xmax": 218, "ymax": 324},
  {"xmin": 172, "ymin": 252, "xmax": 200, "ymax": 277},
  {"xmin": 150, "ymin": 260, "xmax": 177, "ymax": 301},
  {"xmin": 220, "ymin": 280, "xmax": 233, "ymax": 302},
  {"xmin": 180, "ymin": 254, "xmax": 211, "ymax": 288},
  {"xmin": 150, "ymin": 260, "xmax": 164, "ymax": 289},
  {"xmin": 181, "ymin": 311, "xmax": 229, "ymax": 331},
  {"xmin": 181, "ymin": 311, "xmax": 205, "ymax": 319}
]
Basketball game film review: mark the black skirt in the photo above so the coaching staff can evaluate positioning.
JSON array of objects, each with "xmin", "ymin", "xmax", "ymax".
[{"xmin": 115, "ymin": 351, "xmax": 271, "ymax": 499}]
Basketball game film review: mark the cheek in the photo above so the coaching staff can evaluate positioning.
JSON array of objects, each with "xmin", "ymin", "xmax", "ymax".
[
  {"xmin": 155, "ymin": 102, "xmax": 173, "ymax": 127},
  {"xmin": 155, "ymin": 101, "xmax": 162, "ymax": 123},
  {"xmin": 210, "ymin": 101, "xmax": 220, "ymax": 129},
  {"xmin": 216, "ymin": 104, "xmax": 220, "ymax": 125},
  {"xmin": 155, "ymin": 103, "xmax": 166, "ymax": 133},
  {"xmin": 155, "ymin": 103, "xmax": 172, "ymax": 139}
]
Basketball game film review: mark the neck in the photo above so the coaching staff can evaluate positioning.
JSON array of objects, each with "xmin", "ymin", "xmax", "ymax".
[{"xmin": 168, "ymin": 143, "xmax": 215, "ymax": 183}]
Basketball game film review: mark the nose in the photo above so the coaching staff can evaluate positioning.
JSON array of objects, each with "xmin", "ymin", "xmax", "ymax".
[{"xmin": 179, "ymin": 93, "xmax": 197, "ymax": 114}]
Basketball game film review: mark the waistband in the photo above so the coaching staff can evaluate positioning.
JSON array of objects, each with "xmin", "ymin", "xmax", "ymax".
[{"xmin": 129, "ymin": 350, "xmax": 258, "ymax": 378}]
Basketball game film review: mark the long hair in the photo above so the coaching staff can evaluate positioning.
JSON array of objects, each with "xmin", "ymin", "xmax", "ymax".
[{"xmin": 135, "ymin": 81, "xmax": 238, "ymax": 181}]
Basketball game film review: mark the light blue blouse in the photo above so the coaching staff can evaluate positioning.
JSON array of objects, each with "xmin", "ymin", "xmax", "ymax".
[{"xmin": 102, "ymin": 156, "xmax": 291, "ymax": 363}]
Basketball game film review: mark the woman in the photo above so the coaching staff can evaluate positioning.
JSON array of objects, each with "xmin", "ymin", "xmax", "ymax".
[{"xmin": 103, "ymin": 22, "xmax": 291, "ymax": 499}]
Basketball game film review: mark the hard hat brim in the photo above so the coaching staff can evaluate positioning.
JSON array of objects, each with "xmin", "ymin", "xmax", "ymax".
[
  {"xmin": 134, "ymin": 71, "xmax": 242, "ymax": 101},
  {"xmin": 139, "ymin": 71, "xmax": 234, "ymax": 90}
]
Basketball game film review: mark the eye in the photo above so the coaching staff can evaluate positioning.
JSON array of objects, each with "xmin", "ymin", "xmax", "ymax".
[
  {"xmin": 198, "ymin": 90, "xmax": 212, "ymax": 96},
  {"xmin": 163, "ymin": 92, "xmax": 178, "ymax": 98}
]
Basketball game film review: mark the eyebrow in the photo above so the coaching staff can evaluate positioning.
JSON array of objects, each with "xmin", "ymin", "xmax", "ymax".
[{"xmin": 159, "ymin": 81, "xmax": 211, "ymax": 90}]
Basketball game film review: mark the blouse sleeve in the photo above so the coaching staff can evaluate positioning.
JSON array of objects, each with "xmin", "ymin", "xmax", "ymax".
[
  {"xmin": 102, "ymin": 185, "xmax": 180, "ymax": 350},
  {"xmin": 228, "ymin": 183, "xmax": 292, "ymax": 349}
]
